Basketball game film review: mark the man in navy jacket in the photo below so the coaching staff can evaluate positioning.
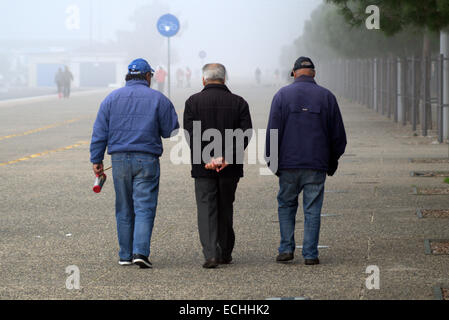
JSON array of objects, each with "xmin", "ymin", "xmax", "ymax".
[
  {"xmin": 90, "ymin": 58, "xmax": 179, "ymax": 268},
  {"xmin": 266, "ymin": 57, "xmax": 346, "ymax": 265}
]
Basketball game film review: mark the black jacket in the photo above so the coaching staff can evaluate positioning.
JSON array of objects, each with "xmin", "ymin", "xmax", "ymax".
[{"xmin": 184, "ymin": 84, "xmax": 253, "ymax": 178}]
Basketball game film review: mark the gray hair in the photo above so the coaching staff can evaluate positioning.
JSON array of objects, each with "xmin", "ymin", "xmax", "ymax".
[{"xmin": 202, "ymin": 63, "xmax": 226, "ymax": 82}]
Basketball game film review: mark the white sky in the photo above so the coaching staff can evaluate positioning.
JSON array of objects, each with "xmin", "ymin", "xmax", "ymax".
[{"xmin": 0, "ymin": 0, "xmax": 322, "ymax": 74}]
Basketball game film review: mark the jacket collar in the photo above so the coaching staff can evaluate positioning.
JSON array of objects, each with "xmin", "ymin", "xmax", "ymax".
[
  {"xmin": 202, "ymin": 83, "xmax": 231, "ymax": 92},
  {"xmin": 126, "ymin": 79, "xmax": 149, "ymax": 87},
  {"xmin": 294, "ymin": 75, "xmax": 316, "ymax": 84}
]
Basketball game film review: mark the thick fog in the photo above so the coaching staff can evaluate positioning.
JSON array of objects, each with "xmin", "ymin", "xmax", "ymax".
[{"xmin": 0, "ymin": 0, "xmax": 321, "ymax": 91}]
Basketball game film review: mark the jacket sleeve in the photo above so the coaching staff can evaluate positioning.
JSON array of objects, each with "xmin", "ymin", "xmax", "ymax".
[
  {"xmin": 158, "ymin": 97, "xmax": 180, "ymax": 138},
  {"xmin": 90, "ymin": 98, "xmax": 110, "ymax": 164},
  {"xmin": 224, "ymin": 98, "xmax": 253, "ymax": 166},
  {"xmin": 265, "ymin": 92, "xmax": 283, "ymax": 169},
  {"xmin": 183, "ymin": 97, "xmax": 194, "ymax": 148},
  {"xmin": 327, "ymin": 94, "xmax": 347, "ymax": 176},
  {"xmin": 239, "ymin": 98, "xmax": 253, "ymax": 150}
]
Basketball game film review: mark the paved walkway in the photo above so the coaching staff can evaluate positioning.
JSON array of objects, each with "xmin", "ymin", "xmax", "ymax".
[{"xmin": 0, "ymin": 84, "xmax": 448, "ymax": 299}]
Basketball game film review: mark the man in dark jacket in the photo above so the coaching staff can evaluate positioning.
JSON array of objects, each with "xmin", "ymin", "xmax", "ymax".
[
  {"xmin": 90, "ymin": 58, "xmax": 179, "ymax": 269},
  {"xmin": 266, "ymin": 56, "xmax": 347, "ymax": 265},
  {"xmin": 62, "ymin": 66, "xmax": 74, "ymax": 98},
  {"xmin": 184, "ymin": 63, "xmax": 252, "ymax": 268}
]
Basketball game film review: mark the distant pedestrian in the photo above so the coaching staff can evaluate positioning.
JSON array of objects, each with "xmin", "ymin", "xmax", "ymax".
[
  {"xmin": 54, "ymin": 68, "xmax": 64, "ymax": 99},
  {"xmin": 185, "ymin": 67, "xmax": 192, "ymax": 88},
  {"xmin": 255, "ymin": 67, "xmax": 262, "ymax": 85},
  {"xmin": 90, "ymin": 58, "xmax": 179, "ymax": 269},
  {"xmin": 184, "ymin": 63, "xmax": 253, "ymax": 268},
  {"xmin": 155, "ymin": 66, "xmax": 167, "ymax": 94},
  {"xmin": 274, "ymin": 69, "xmax": 280, "ymax": 86},
  {"xmin": 266, "ymin": 56, "xmax": 347, "ymax": 266},
  {"xmin": 62, "ymin": 66, "xmax": 74, "ymax": 98},
  {"xmin": 176, "ymin": 68, "xmax": 184, "ymax": 88}
]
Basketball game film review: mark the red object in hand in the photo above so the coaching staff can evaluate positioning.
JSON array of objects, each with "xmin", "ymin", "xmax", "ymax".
[{"xmin": 93, "ymin": 174, "xmax": 107, "ymax": 193}]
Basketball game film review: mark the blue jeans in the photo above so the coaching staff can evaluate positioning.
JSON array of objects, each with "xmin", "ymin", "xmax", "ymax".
[
  {"xmin": 277, "ymin": 169, "xmax": 326, "ymax": 259},
  {"xmin": 111, "ymin": 152, "xmax": 160, "ymax": 260}
]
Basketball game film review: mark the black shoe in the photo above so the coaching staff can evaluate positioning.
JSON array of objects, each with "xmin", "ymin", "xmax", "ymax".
[
  {"xmin": 218, "ymin": 256, "xmax": 233, "ymax": 265},
  {"xmin": 304, "ymin": 258, "xmax": 320, "ymax": 265},
  {"xmin": 132, "ymin": 254, "xmax": 152, "ymax": 269},
  {"xmin": 203, "ymin": 258, "xmax": 218, "ymax": 269},
  {"xmin": 118, "ymin": 259, "xmax": 133, "ymax": 266},
  {"xmin": 276, "ymin": 252, "xmax": 294, "ymax": 263}
]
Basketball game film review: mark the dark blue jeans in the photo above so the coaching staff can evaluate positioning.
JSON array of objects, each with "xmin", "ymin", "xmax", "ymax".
[
  {"xmin": 277, "ymin": 169, "xmax": 326, "ymax": 259},
  {"xmin": 111, "ymin": 152, "xmax": 160, "ymax": 260}
]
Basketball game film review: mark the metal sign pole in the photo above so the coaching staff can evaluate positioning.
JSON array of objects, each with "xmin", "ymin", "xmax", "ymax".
[
  {"xmin": 199, "ymin": 51, "xmax": 207, "ymax": 74},
  {"xmin": 89, "ymin": 0, "xmax": 93, "ymax": 49},
  {"xmin": 168, "ymin": 37, "xmax": 171, "ymax": 99},
  {"xmin": 157, "ymin": 14, "xmax": 179, "ymax": 99}
]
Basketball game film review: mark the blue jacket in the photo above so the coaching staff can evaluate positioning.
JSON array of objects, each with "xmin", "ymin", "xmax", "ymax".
[
  {"xmin": 265, "ymin": 75, "xmax": 347, "ymax": 175},
  {"xmin": 90, "ymin": 79, "xmax": 179, "ymax": 163}
]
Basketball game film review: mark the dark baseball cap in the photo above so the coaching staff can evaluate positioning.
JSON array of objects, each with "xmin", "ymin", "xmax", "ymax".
[
  {"xmin": 290, "ymin": 56, "xmax": 315, "ymax": 76},
  {"xmin": 128, "ymin": 58, "xmax": 154, "ymax": 75}
]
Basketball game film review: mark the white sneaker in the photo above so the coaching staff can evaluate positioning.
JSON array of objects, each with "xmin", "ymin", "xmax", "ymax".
[{"xmin": 118, "ymin": 259, "xmax": 133, "ymax": 266}]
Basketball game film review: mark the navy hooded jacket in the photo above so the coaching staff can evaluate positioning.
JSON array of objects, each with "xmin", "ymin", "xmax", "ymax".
[
  {"xmin": 265, "ymin": 75, "xmax": 347, "ymax": 175},
  {"xmin": 90, "ymin": 79, "xmax": 179, "ymax": 164}
]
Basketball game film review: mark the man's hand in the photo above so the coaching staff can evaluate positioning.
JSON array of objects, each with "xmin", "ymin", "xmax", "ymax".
[
  {"xmin": 93, "ymin": 163, "xmax": 104, "ymax": 176},
  {"xmin": 205, "ymin": 157, "xmax": 229, "ymax": 173}
]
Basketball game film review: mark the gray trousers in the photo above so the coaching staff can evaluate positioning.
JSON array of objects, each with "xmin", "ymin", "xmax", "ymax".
[{"xmin": 194, "ymin": 177, "xmax": 240, "ymax": 260}]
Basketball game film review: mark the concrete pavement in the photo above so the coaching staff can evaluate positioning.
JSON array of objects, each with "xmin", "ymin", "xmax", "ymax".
[{"xmin": 0, "ymin": 82, "xmax": 448, "ymax": 299}]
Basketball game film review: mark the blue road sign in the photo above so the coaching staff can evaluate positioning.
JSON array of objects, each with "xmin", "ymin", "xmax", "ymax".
[
  {"xmin": 157, "ymin": 14, "xmax": 180, "ymax": 38},
  {"xmin": 199, "ymin": 50, "xmax": 207, "ymax": 59}
]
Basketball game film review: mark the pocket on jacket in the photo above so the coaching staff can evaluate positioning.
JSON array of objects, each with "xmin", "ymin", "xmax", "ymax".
[{"xmin": 288, "ymin": 104, "xmax": 321, "ymax": 114}]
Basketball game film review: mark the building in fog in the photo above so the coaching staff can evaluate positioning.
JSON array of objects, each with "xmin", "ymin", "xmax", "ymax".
[
  {"xmin": 26, "ymin": 49, "xmax": 128, "ymax": 88},
  {"xmin": 0, "ymin": 38, "xmax": 128, "ymax": 89}
]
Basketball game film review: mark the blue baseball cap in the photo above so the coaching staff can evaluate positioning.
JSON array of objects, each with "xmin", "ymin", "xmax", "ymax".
[{"xmin": 128, "ymin": 58, "xmax": 154, "ymax": 75}]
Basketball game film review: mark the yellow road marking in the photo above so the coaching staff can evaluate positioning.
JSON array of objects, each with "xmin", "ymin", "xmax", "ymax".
[
  {"xmin": 0, "ymin": 141, "xmax": 89, "ymax": 167},
  {"xmin": 0, "ymin": 116, "xmax": 92, "ymax": 141}
]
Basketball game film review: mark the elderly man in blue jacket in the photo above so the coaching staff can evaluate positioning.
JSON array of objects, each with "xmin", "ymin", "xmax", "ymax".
[
  {"xmin": 266, "ymin": 56, "xmax": 347, "ymax": 266},
  {"xmin": 90, "ymin": 58, "xmax": 179, "ymax": 268}
]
